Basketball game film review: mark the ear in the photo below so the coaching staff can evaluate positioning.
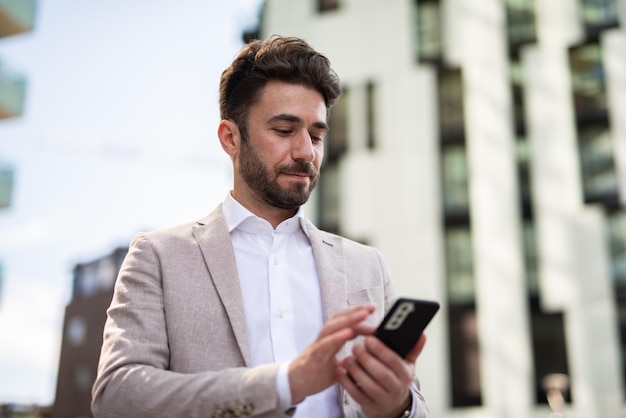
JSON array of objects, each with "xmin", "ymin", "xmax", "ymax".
[{"xmin": 218, "ymin": 119, "xmax": 240, "ymax": 158}]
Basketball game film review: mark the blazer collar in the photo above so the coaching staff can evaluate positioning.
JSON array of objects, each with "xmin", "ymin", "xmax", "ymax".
[{"xmin": 304, "ymin": 219, "xmax": 348, "ymax": 322}]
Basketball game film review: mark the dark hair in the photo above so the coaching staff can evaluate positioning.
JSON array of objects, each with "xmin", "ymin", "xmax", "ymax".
[{"xmin": 219, "ymin": 35, "xmax": 342, "ymax": 136}]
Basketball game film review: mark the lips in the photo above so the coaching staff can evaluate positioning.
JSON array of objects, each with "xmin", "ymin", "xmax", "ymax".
[{"xmin": 278, "ymin": 162, "xmax": 317, "ymax": 179}]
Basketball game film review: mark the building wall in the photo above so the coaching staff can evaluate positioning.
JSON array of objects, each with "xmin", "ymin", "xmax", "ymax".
[
  {"xmin": 52, "ymin": 247, "xmax": 127, "ymax": 418},
  {"xmin": 260, "ymin": 0, "xmax": 626, "ymax": 416}
]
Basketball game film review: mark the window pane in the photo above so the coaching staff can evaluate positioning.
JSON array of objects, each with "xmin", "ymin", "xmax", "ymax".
[
  {"xmin": 366, "ymin": 81, "xmax": 377, "ymax": 150},
  {"xmin": 609, "ymin": 211, "xmax": 626, "ymax": 286},
  {"xmin": 442, "ymin": 143, "xmax": 470, "ymax": 214},
  {"xmin": 438, "ymin": 68, "xmax": 465, "ymax": 138},
  {"xmin": 0, "ymin": 166, "xmax": 13, "ymax": 208},
  {"xmin": 448, "ymin": 305, "xmax": 483, "ymax": 406},
  {"xmin": 529, "ymin": 300, "xmax": 571, "ymax": 404},
  {"xmin": 327, "ymin": 88, "xmax": 349, "ymax": 162},
  {"xmin": 505, "ymin": 0, "xmax": 537, "ymax": 48},
  {"xmin": 414, "ymin": 0, "xmax": 442, "ymax": 62},
  {"xmin": 569, "ymin": 43, "xmax": 608, "ymax": 117},
  {"xmin": 318, "ymin": 162, "xmax": 340, "ymax": 234},
  {"xmin": 578, "ymin": 123, "xmax": 618, "ymax": 201},
  {"xmin": 610, "ymin": 210, "xmax": 626, "ymax": 397},
  {"xmin": 445, "ymin": 227, "xmax": 475, "ymax": 303},
  {"xmin": 318, "ymin": 0, "xmax": 339, "ymax": 13},
  {"xmin": 580, "ymin": 0, "xmax": 619, "ymax": 28}
]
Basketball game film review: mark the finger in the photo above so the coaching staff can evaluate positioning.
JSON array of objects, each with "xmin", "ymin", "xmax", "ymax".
[
  {"xmin": 362, "ymin": 337, "xmax": 414, "ymax": 385},
  {"xmin": 336, "ymin": 356, "xmax": 378, "ymax": 405},
  {"xmin": 354, "ymin": 341, "xmax": 405, "ymax": 394},
  {"xmin": 318, "ymin": 305, "xmax": 375, "ymax": 338}
]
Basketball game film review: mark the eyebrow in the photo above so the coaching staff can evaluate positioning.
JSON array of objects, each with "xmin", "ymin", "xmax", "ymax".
[{"xmin": 268, "ymin": 113, "xmax": 329, "ymax": 131}]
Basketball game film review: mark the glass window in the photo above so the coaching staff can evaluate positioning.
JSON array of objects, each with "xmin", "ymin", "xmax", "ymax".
[
  {"xmin": 505, "ymin": 0, "xmax": 537, "ymax": 54},
  {"xmin": 516, "ymin": 138, "xmax": 534, "ymax": 209},
  {"xmin": 0, "ymin": 166, "xmax": 13, "ymax": 208},
  {"xmin": 366, "ymin": 81, "xmax": 377, "ymax": 150},
  {"xmin": 609, "ymin": 211, "xmax": 626, "ymax": 286},
  {"xmin": 578, "ymin": 122, "xmax": 618, "ymax": 202},
  {"xmin": 73, "ymin": 364, "xmax": 92, "ymax": 392},
  {"xmin": 523, "ymin": 222, "xmax": 571, "ymax": 404},
  {"xmin": 318, "ymin": 161, "xmax": 340, "ymax": 234},
  {"xmin": 609, "ymin": 210, "xmax": 626, "ymax": 397},
  {"xmin": 529, "ymin": 300, "xmax": 571, "ymax": 404},
  {"xmin": 414, "ymin": 0, "xmax": 443, "ymax": 62},
  {"xmin": 569, "ymin": 43, "xmax": 608, "ymax": 119},
  {"xmin": 318, "ymin": 0, "xmax": 339, "ymax": 13},
  {"xmin": 580, "ymin": 0, "xmax": 619, "ymax": 32},
  {"xmin": 442, "ymin": 143, "xmax": 470, "ymax": 215},
  {"xmin": 327, "ymin": 87, "xmax": 349, "ymax": 163},
  {"xmin": 438, "ymin": 68, "xmax": 465, "ymax": 139},
  {"xmin": 67, "ymin": 316, "xmax": 87, "ymax": 346},
  {"xmin": 445, "ymin": 227, "xmax": 475, "ymax": 303},
  {"xmin": 448, "ymin": 304, "xmax": 483, "ymax": 406},
  {"xmin": 444, "ymin": 226, "xmax": 483, "ymax": 406},
  {"xmin": 510, "ymin": 60, "xmax": 528, "ymax": 134}
]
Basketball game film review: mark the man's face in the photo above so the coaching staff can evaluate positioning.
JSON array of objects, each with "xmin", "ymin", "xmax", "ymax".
[{"xmin": 236, "ymin": 81, "xmax": 328, "ymax": 210}]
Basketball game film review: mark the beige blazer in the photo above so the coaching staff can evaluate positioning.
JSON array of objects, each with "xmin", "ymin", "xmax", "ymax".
[{"xmin": 91, "ymin": 205, "xmax": 428, "ymax": 418}]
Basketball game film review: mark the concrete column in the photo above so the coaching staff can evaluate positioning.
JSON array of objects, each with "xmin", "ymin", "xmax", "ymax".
[{"xmin": 461, "ymin": 0, "xmax": 533, "ymax": 415}]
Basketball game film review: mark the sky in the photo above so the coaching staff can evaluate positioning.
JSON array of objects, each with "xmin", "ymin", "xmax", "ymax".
[{"xmin": 0, "ymin": 0, "xmax": 263, "ymax": 405}]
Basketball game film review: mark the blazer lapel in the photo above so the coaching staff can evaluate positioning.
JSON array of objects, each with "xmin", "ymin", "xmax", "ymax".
[
  {"xmin": 306, "ymin": 220, "xmax": 348, "ymax": 322},
  {"xmin": 192, "ymin": 205, "xmax": 252, "ymax": 366}
]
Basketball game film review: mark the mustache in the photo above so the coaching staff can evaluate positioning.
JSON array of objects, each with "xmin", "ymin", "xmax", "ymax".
[{"xmin": 278, "ymin": 161, "xmax": 318, "ymax": 177}]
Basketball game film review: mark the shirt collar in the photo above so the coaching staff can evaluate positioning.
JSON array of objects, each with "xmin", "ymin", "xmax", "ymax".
[{"xmin": 222, "ymin": 192, "xmax": 310, "ymax": 237}]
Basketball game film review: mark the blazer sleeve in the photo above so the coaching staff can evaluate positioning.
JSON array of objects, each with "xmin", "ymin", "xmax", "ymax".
[{"xmin": 91, "ymin": 233, "xmax": 289, "ymax": 418}]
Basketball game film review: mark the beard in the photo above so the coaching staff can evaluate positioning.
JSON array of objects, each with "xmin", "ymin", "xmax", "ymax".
[{"xmin": 238, "ymin": 137, "xmax": 319, "ymax": 210}]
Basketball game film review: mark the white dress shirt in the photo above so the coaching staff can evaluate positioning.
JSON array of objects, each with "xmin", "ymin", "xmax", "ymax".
[{"xmin": 222, "ymin": 193, "xmax": 341, "ymax": 417}]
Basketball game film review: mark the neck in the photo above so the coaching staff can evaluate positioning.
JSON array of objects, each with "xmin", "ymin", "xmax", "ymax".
[{"xmin": 230, "ymin": 190, "xmax": 298, "ymax": 229}]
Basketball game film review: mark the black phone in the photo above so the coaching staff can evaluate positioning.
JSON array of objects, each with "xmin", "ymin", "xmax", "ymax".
[{"xmin": 374, "ymin": 298, "xmax": 440, "ymax": 358}]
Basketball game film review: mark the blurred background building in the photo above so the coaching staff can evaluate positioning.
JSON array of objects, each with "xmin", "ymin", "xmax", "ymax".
[
  {"xmin": 52, "ymin": 248, "xmax": 126, "ymax": 418},
  {"xmin": 254, "ymin": 0, "xmax": 625, "ymax": 417},
  {"xmin": 47, "ymin": 0, "xmax": 626, "ymax": 417},
  {"xmin": 0, "ymin": 0, "xmax": 35, "ymax": 304}
]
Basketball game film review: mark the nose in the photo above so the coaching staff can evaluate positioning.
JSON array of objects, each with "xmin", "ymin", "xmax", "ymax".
[{"xmin": 292, "ymin": 130, "xmax": 316, "ymax": 162}]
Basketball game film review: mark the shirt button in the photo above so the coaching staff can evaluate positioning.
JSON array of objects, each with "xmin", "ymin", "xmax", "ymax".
[
  {"xmin": 278, "ymin": 309, "xmax": 285, "ymax": 318},
  {"xmin": 274, "ymin": 257, "xmax": 279, "ymax": 265}
]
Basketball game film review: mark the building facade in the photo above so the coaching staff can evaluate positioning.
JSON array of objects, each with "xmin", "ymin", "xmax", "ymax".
[
  {"xmin": 52, "ymin": 247, "xmax": 127, "ymax": 418},
  {"xmin": 256, "ymin": 0, "xmax": 626, "ymax": 417},
  {"xmin": 0, "ymin": 0, "xmax": 36, "ymax": 306}
]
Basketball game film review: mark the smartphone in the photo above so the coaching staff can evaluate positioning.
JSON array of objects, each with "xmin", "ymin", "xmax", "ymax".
[{"xmin": 374, "ymin": 298, "xmax": 440, "ymax": 358}]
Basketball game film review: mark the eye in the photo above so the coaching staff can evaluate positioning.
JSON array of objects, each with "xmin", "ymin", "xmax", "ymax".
[
  {"xmin": 310, "ymin": 131, "xmax": 326, "ymax": 143},
  {"xmin": 273, "ymin": 128, "xmax": 293, "ymax": 136}
]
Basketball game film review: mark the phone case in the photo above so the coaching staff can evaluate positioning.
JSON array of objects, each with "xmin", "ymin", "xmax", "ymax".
[{"xmin": 374, "ymin": 298, "xmax": 440, "ymax": 358}]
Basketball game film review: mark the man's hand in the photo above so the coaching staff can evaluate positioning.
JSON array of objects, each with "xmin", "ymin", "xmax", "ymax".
[
  {"xmin": 336, "ymin": 333, "xmax": 427, "ymax": 418},
  {"xmin": 288, "ymin": 304, "xmax": 376, "ymax": 404}
]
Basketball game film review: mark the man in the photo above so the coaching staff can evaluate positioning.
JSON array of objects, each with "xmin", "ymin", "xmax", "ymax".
[{"xmin": 92, "ymin": 35, "xmax": 429, "ymax": 418}]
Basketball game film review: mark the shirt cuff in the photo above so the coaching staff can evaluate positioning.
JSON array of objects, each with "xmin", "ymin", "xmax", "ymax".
[
  {"xmin": 405, "ymin": 388, "xmax": 418, "ymax": 417},
  {"xmin": 276, "ymin": 361, "xmax": 293, "ymax": 411}
]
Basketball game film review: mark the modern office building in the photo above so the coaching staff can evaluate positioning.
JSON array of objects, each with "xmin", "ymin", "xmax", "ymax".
[
  {"xmin": 254, "ymin": 0, "xmax": 626, "ymax": 417},
  {"xmin": 52, "ymin": 247, "xmax": 127, "ymax": 418}
]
